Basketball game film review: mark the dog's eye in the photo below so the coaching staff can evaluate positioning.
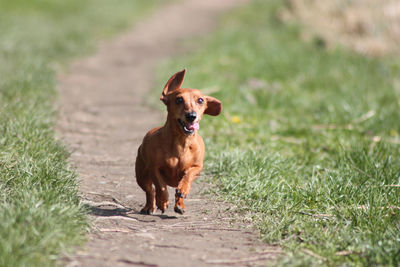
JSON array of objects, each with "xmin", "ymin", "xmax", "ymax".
[
  {"xmin": 197, "ymin": 98, "xmax": 204, "ymax": 105},
  {"xmin": 175, "ymin": 97, "xmax": 183, "ymax": 104}
]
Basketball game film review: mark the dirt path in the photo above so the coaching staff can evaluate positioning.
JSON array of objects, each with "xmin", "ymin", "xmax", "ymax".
[{"xmin": 57, "ymin": 1, "xmax": 280, "ymax": 266}]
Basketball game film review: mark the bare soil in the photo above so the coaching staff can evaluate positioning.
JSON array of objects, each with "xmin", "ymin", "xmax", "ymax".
[{"xmin": 57, "ymin": 0, "xmax": 281, "ymax": 266}]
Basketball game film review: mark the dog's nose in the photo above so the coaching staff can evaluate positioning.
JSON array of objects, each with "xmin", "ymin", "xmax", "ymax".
[{"xmin": 185, "ymin": 112, "xmax": 197, "ymax": 122}]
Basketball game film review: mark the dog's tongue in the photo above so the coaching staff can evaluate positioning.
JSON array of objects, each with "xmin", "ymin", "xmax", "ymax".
[{"xmin": 187, "ymin": 122, "xmax": 199, "ymax": 131}]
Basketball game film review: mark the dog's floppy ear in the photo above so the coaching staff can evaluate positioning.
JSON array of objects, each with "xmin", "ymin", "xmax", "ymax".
[
  {"xmin": 160, "ymin": 69, "xmax": 186, "ymax": 104},
  {"xmin": 205, "ymin": 96, "xmax": 222, "ymax": 116}
]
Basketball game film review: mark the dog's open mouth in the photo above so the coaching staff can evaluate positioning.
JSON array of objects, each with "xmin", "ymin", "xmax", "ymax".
[{"xmin": 178, "ymin": 119, "xmax": 199, "ymax": 135}]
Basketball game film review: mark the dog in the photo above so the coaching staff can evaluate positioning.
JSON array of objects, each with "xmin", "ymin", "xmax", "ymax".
[{"xmin": 135, "ymin": 69, "xmax": 222, "ymax": 214}]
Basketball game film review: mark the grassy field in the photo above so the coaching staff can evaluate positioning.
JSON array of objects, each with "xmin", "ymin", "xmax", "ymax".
[
  {"xmin": 0, "ymin": 0, "xmax": 160, "ymax": 265},
  {"xmin": 158, "ymin": 0, "xmax": 400, "ymax": 266}
]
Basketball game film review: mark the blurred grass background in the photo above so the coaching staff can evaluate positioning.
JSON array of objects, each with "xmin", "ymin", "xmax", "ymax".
[
  {"xmin": 283, "ymin": 0, "xmax": 400, "ymax": 57},
  {"xmin": 157, "ymin": 0, "xmax": 400, "ymax": 265},
  {"xmin": 0, "ymin": 0, "xmax": 161, "ymax": 265}
]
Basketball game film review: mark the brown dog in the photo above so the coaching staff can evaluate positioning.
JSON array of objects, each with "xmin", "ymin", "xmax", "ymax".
[{"xmin": 135, "ymin": 69, "xmax": 222, "ymax": 214}]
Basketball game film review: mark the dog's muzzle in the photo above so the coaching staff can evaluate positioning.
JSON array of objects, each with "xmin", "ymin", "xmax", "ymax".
[{"xmin": 178, "ymin": 118, "xmax": 199, "ymax": 135}]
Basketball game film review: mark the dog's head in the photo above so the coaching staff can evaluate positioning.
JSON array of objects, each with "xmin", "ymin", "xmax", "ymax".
[{"xmin": 160, "ymin": 69, "xmax": 222, "ymax": 135}]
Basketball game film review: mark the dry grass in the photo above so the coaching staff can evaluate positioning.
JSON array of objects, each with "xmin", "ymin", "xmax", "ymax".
[{"xmin": 282, "ymin": 0, "xmax": 400, "ymax": 56}]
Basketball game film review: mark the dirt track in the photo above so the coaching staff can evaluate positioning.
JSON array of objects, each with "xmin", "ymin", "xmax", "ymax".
[{"xmin": 57, "ymin": 1, "xmax": 280, "ymax": 266}]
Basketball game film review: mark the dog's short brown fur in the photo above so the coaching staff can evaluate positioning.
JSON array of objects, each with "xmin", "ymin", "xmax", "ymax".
[{"xmin": 135, "ymin": 69, "xmax": 222, "ymax": 214}]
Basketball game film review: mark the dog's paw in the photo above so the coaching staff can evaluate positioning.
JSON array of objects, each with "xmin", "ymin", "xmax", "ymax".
[
  {"xmin": 140, "ymin": 205, "xmax": 155, "ymax": 215},
  {"xmin": 174, "ymin": 193, "xmax": 186, "ymax": 215},
  {"xmin": 174, "ymin": 206, "xmax": 185, "ymax": 214},
  {"xmin": 156, "ymin": 200, "xmax": 169, "ymax": 214},
  {"xmin": 157, "ymin": 205, "xmax": 169, "ymax": 214},
  {"xmin": 140, "ymin": 209, "xmax": 152, "ymax": 215}
]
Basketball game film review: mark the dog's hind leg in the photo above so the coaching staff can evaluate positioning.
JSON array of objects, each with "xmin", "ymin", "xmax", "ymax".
[
  {"xmin": 135, "ymin": 151, "xmax": 155, "ymax": 214},
  {"xmin": 138, "ymin": 178, "xmax": 155, "ymax": 214}
]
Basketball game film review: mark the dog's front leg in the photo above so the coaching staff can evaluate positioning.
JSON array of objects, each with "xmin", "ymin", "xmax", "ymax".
[
  {"xmin": 174, "ymin": 166, "xmax": 202, "ymax": 214},
  {"xmin": 153, "ymin": 169, "xmax": 169, "ymax": 213}
]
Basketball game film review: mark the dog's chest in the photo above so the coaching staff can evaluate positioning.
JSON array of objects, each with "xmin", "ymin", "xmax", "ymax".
[
  {"xmin": 164, "ymin": 153, "xmax": 193, "ymax": 171},
  {"xmin": 165, "ymin": 156, "xmax": 179, "ymax": 169},
  {"xmin": 162, "ymin": 147, "xmax": 197, "ymax": 178}
]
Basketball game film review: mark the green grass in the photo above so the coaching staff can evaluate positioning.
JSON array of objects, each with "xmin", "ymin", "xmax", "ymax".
[
  {"xmin": 0, "ymin": 0, "xmax": 161, "ymax": 266},
  {"xmin": 157, "ymin": 0, "xmax": 400, "ymax": 265}
]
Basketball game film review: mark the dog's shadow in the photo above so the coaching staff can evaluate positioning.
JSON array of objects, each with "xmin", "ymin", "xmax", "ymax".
[{"xmin": 83, "ymin": 203, "xmax": 179, "ymax": 221}]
